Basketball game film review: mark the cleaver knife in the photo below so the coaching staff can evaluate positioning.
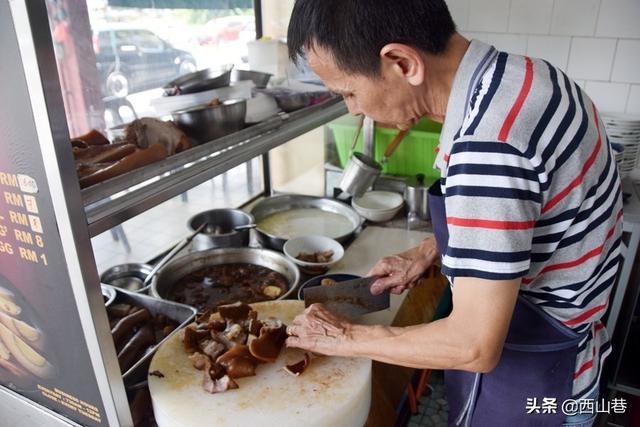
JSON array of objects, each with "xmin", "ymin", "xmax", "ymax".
[{"xmin": 303, "ymin": 276, "xmax": 390, "ymax": 318}]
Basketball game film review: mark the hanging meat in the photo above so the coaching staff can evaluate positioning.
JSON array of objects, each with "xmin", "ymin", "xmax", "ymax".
[{"xmin": 71, "ymin": 118, "xmax": 191, "ymax": 189}]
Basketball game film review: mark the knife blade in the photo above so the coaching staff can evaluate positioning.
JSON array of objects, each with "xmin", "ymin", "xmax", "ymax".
[{"xmin": 303, "ymin": 276, "xmax": 390, "ymax": 318}]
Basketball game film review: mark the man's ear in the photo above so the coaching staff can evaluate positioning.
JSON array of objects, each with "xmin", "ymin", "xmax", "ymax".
[{"xmin": 379, "ymin": 43, "xmax": 425, "ymax": 86}]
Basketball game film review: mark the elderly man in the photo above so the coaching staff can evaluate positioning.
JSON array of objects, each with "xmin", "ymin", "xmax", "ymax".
[{"xmin": 284, "ymin": 1, "xmax": 622, "ymax": 426}]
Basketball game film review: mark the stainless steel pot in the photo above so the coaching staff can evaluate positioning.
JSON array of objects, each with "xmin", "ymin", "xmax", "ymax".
[
  {"xmin": 171, "ymin": 98, "xmax": 246, "ymax": 143},
  {"xmin": 230, "ymin": 69, "xmax": 272, "ymax": 88},
  {"xmin": 188, "ymin": 209, "xmax": 254, "ymax": 251},
  {"xmin": 163, "ymin": 65, "xmax": 233, "ymax": 96},
  {"xmin": 404, "ymin": 173, "xmax": 430, "ymax": 220},
  {"xmin": 100, "ymin": 263, "xmax": 153, "ymax": 292},
  {"xmin": 150, "ymin": 247, "xmax": 300, "ymax": 306},
  {"xmin": 338, "ymin": 152, "xmax": 382, "ymax": 197},
  {"xmin": 251, "ymin": 195, "xmax": 362, "ymax": 251}
]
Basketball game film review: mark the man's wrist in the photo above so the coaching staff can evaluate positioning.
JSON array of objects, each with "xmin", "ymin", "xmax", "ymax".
[{"xmin": 418, "ymin": 237, "xmax": 439, "ymax": 264}]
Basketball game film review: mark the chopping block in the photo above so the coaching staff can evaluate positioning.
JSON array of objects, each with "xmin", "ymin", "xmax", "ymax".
[{"xmin": 149, "ymin": 300, "xmax": 372, "ymax": 427}]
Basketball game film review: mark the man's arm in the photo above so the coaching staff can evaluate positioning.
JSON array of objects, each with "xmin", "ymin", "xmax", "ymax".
[{"xmin": 287, "ymin": 277, "xmax": 520, "ymax": 372}]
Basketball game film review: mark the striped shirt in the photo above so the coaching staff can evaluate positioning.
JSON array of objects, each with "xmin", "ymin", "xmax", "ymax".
[{"xmin": 436, "ymin": 40, "xmax": 622, "ymax": 399}]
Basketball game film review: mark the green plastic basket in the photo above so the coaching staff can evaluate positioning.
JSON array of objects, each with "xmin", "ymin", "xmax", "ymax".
[{"xmin": 329, "ymin": 117, "xmax": 442, "ymax": 181}]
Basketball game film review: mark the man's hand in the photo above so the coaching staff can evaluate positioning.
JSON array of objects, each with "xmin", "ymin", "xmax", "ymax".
[
  {"xmin": 368, "ymin": 237, "xmax": 439, "ymax": 295},
  {"xmin": 285, "ymin": 304, "xmax": 354, "ymax": 356}
]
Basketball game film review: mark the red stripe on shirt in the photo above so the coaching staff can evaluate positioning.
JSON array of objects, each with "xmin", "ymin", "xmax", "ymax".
[
  {"xmin": 522, "ymin": 209, "xmax": 622, "ymax": 284},
  {"xmin": 542, "ymin": 105, "xmax": 602, "ymax": 214},
  {"xmin": 498, "ymin": 57, "xmax": 534, "ymax": 142},
  {"xmin": 444, "ymin": 153, "xmax": 450, "ymax": 163},
  {"xmin": 574, "ymin": 359, "xmax": 594, "ymax": 379},
  {"xmin": 447, "ymin": 216, "xmax": 536, "ymax": 230},
  {"xmin": 564, "ymin": 303, "xmax": 608, "ymax": 326}
]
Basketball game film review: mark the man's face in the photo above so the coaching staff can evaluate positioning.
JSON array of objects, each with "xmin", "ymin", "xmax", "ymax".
[{"xmin": 307, "ymin": 46, "xmax": 423, "ymax": 130}]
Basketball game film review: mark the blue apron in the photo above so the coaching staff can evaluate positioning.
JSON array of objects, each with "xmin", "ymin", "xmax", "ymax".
[{"xmin": 428, "ymin": 183, "xmax": 587, "ymax": 427}]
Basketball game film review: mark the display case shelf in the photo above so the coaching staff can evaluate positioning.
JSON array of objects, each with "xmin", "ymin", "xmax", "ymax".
[{"xmin": 83, "ymin": 98, "xmax": 347, "ymax": 236}]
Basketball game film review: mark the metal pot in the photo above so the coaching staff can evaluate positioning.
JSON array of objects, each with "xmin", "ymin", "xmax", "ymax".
[
  {"xmin": 100, "ymin": 263, "xmax": 153, "ymax": 292},
  {"xmin": 404, "ymin": 173, "xmax": 430, "ymax": 220},
  {"xmin": 251, "ymin": 195, "xmax": 362, "ymax": 251},
  {"xmin": 188, "ymin": 209, "xmax": 254, "ymax": 251},
  {"xmin": 230, "ymin": 69, "xmax": 272, "ymax": 88},
  {"xmin": 163, "ymin": 65, "xmax": 233, "ymax": 96},
  {"xmin": 171, "ymin": 98, "xmax": 246, "ymax": 144},
  {"xmin": 150, "ymin": 247, "xmax": 300, "ymax": 306},
  {"xmin": 339, "ymin": 152, "xmax": 382, "ymax": 197}
]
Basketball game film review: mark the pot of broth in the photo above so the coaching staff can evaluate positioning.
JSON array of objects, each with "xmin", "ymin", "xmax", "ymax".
[
  {"xmin": 150, "ymin": 247, "xmax": 300, "ymax": 312},
  {"xmin": 250, "ymin": 195, "xmax": 362, "ymax": 251}
]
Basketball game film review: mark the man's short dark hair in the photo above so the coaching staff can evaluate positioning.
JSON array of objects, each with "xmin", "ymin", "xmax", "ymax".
[{"xmin": 288, "ymin": 0, "xmax": 456, "ymax": 76}]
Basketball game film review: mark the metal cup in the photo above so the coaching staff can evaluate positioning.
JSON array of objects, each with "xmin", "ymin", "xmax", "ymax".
[{"xmin": 338, "ymin": 152, "xmax": 382, "ymax": 198}]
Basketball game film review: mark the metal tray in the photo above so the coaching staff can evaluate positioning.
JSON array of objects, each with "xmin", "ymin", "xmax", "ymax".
[
  {"xmin": 106, "ymin": 285, "xmax": 197, "ymax": 385},
  {"xmin": 149, "ymin": 247, "xmax": 301, "ymax": 310},
  {"xmin": 251, "ymin": 195, "xmax": 363, "ymax": 251}
]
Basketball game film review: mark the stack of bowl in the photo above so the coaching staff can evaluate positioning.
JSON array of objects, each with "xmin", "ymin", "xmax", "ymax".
[{"xmin": 351, "ymin": 191, "xmax": 404, "ymax": 222}]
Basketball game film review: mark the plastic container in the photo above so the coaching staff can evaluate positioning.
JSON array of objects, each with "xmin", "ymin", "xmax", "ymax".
[{"xmin": 329, "ymin": 117, "xmax": 442, "ymax": 180}]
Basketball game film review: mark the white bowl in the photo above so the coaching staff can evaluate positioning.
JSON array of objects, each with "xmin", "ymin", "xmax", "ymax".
[
  {"xmin": 352, "ymin": 191, "xmax": 404, "ymax": 222},
  {"xmin": 283, "ymin": 235, "xmax": 345, "ymax": 269}
]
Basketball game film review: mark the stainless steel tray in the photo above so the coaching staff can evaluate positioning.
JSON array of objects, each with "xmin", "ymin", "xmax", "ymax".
[
  {"xmin": 250, "ymin": 195, "xmax": 363, "ymax": 251},
  {"xmin": 105, "ymin": 285, "xmax": 197, "ymax": 385}
]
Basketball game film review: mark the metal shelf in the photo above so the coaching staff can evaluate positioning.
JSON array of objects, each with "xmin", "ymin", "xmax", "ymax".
[{"xmin": 83, "ymin": 98, "xmax": 347, "ymax": 236}]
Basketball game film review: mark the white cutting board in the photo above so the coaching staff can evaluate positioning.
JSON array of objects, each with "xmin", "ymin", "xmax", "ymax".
[
  {"xmin": 149, "ymin": 300, "xmax": 371, "ymax": 427},
  {"xmin": 329, "ymin": 226, "xmax": 432, "ymax": 326}
]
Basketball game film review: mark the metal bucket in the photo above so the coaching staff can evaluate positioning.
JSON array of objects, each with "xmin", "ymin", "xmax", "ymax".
[
  {"xmin": 338, "ymin": 152, "xmax": 382, "ymax": 198},
  {"xmin": 188, "ymin": 209, "xmax": 254, "ymax": 251}
]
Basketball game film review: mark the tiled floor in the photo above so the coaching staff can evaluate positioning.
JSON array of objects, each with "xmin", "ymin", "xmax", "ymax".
[
  {"xmin": 408, "ymin": 371, "xmax": 449, "ymax": 427},
  {"xmin": 90, "ymin": 159, "xmax": 263, "ymax": 274}
]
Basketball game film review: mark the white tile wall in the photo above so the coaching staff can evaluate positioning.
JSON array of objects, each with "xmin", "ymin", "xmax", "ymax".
[
  {"xmin": 462, "ymin": 31, "xmax": 489, "ymax": 43},
  {"xmin": 467, "ymin": 0, "xmax": 510, "ymax": 32},
  {"xmin": 487, "ymin": 33, "xmax": 528, "ymax": 55},
  {"xmin": 567, "ymin": 37, "xmax": 617, "ymax": 81},
  {"xmin": 596, "ymin": 0, "xmax": 640, "ymax": 38},
  {"xmin": 527, "ymin": 36, "xmax": 571, "ymax": 70},
  {"xmin": 611, "ymin": 40, "xmax": 640, "ymax": 84},
  {"xmin": 550, "ymin": 0, "xmax": 600, "ymax": 36},
  {"xmin": 509, "ymin": 0, "xmax": 554, "ymax": 34},
  {"xmin": 446, "ymin": 0, "xmax": 470, "ymax": 31},
  {"xmin": 627, "ymin": 85, "xmax": 640, "ymax": 115},
  {"xmin": 585, "ymin": 81, "xmax": 630, "ymax": 113},
  {"xmin": 445, "ymin": 0, "xmax": 640, "ymax": 115}
]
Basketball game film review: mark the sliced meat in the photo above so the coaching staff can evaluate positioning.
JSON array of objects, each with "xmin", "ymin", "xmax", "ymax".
[
  {"xmin": 217, "ymin": 302, "xmax": 253, "ymax": 323},
  {"xmin": 248, "ymin": 318, "xmax": 263, "ymax": 337},
  {"xmin": 79, "ymin": 144, "xmax": 168, "ymax": 188},
  {"xmin": 202, "ymin": 358, "xmax": 238, "ymax": 394},
  {"xmin": 111, "ymin": 308, "xmax": 151, "ymax": 348},
  {"xmin": 123, "ymin": 118, "xmax": 191, "ymax": 155},
  {"xmin": 248, "ymin": 320, "xmax": 287, "ymax": 363},
  {"xmin": 70, "ymin": 129, "xmax": 110, "ymax": 147},
  {"xmin": 284, "ymin": 353, "xmax": 311, "ymax": 376},
  {"xmin": 222, "ymin": 323, "xmax": 247, "ymax": 345},
  {"xmin": 117, "ymin": 324, "xmax": 155, "ymax": 373},
  {"xmin": 107, "ymin": 303, "xmax": 133, "ymax": 319},
  {"xmin": 206, "ymin": 317, "xmax": 226, "ymax": 333},
  {"xmin": 183, "ymin": 325, "xmax": 209, "ymax": 354},
  {"xmin": 201, "ymin": 339, "xmax": 227, "ymax": 361},
  {"xmin": 216, "ymin": 345, "xmax": 258, "ymax": 379},
  {"xmin": 188, "ymin": 352, "xmax": 210, "ymax": 371},
  {"xmin": 73, "ymin": 143, "xmax": 136, "ymax": 165}
]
